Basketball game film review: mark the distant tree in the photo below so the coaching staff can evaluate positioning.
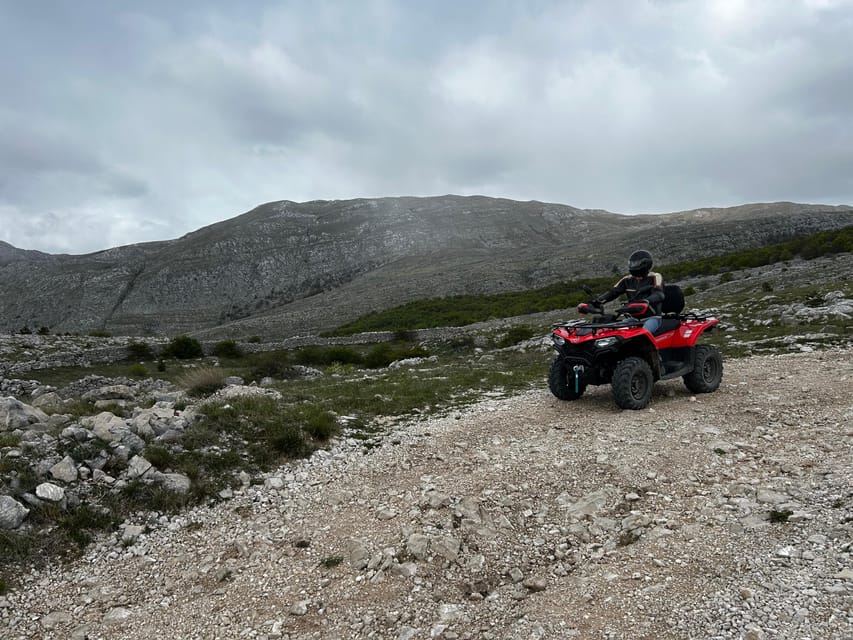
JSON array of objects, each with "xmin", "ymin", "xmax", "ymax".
[{"xmin": 37, "ymin": 326, "xmax": 50, "ymax": 335}]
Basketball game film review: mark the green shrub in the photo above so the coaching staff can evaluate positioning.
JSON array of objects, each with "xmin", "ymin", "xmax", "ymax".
[
  {"xmin": 248, "ymin": 352, "xmax": 291, "ymax": 379},
  {"xmin": 682, "ymin": 285, "xmax": 696, "ymax": 297},
  {"xmin": 37, "ymin": 326, "xmax": 50, "ymax": 335},
  {"xmin": 163, "ymin": 335, "xmax": 203, "ymax": 359},
  {"xmin": 60, "ymin": 400, "xmax": 100, "ymax": 420},
  {"xmin": 364, "ymin": 343, "xmax": 430, "ymax": 368},
  {"xmin": 761, "ymin": 281, "xmax": 774, "ymax": 293},
  {"xmin": 67, "ymin": 440, "xmax": 110, "ymax": 464},
  {"xmin": 18, "ymin": 326, "xmax": 31, "ymax": 335},
  {"xmin": 56, "ymin": 504, "xmax": 118, "ymax": 549},
  {"xmin": 213, "ymin": 339, "xmax": 243, "ymax": 359},
  {"xmin": 0, "ymin": 433, "xmax": 21, "ymax": 448},
  {"xmin": 178, "ymin": 367, "xmax": 226, "ymax": 397},
  {"xmin": 295, "ymin": 345, "xmax": 363, "ymax": 367},
  {"xmin": 266, "ymin": 419, "xmax": 308, "ymax": 457},
  {"xmin": 128, "ymin": 363, "xmax": 148, "ymax": 378},
  {"xmin": 719, "ymin": 272, "xmax": 735, "ymax": 284},
  {"xmin": 127, "ymin": 341, "xmax": 155, "ymax": 360},
  {"xmin": 88, "ymin": 328, "xmax": 112, "ymax": 337},
  {"xmin": 248, "ymin": 335, "xmax": 262, "ymax": 343},
  {"xmin": 497, "ymin": 325, "xmax": 535, "ymax": 348},
  {"xmin": 142, "ymin": 445, "xmax": 175, "ymax": 469},
  {"xmin": 364, "ymin": 344, "xmax": 394, "ymax": 368},
  {"xmin": 300, "ymin": 406, "xmax": 338, "ymax": 441}
]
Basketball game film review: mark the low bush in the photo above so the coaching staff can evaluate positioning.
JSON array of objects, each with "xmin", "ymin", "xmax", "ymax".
[
  {"xmin": 178, "ymin": 367, "xmax": 226, "ymax": 397},
  {"xmin": 497, "ymin": 325, "xmax": 535, "ymax": 348},
  {"xmin": 299, "ymin": 406, "xmax": 338, "ymax": 441},
  {"xmin": 364, "ymin": 343, "xmax": 429, "ymax": 368},
  {"xmin": 127, "ymin": 341, "xmax": 155, "ymax": 360},
  {"xmin": 128, "ymin": 364, "xmax": 148, "ymax": 378},
  {"xmin": 364, "ymin": 344, "xmax": 394, "ymax": 368},
  {"xmin": 248, "ymin": 351, "xmax": 291, "ymax": 379},
  {"xmin": 163, "ymin": 335, "xmax": 203, "ymax": 359},
  {"xmin": 213, "ymin": 339, "xmax": 243, "ymax": 359},
  {"xmin": 295, "ymin": 346, "xmax": 363, "ymax": 367}
]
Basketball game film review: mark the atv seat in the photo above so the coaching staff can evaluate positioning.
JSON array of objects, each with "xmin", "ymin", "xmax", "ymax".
[
  {"xmin": 654, "ymin": 285, "xmax": 685, "ymax": 335},
  {"xmin": 655, "ymin": 317, "xmax": 683, "ymax": 335}
]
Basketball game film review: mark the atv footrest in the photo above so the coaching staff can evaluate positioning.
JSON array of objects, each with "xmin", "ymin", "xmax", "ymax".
[{"xmin": 660, "ymin": 360, "xmax": 691, "ymax": 380}]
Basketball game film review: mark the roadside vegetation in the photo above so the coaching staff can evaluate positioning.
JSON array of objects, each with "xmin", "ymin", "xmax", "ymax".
[{"xmin": 1, "ymin": 333, "xmax": 546, "ymax": 581}]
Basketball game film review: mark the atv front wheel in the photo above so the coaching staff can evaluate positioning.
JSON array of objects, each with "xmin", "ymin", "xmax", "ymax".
[
  {"xmin": 548, "ymin": 358, "xmax": 587, "ymax": 401},
  {"xmin": 683, "ymin": 345, "xmax": 723, "ymax": 393},
  {"xmin": 612, "ymin": 357, "xmax": 654, "ymax": 410}
]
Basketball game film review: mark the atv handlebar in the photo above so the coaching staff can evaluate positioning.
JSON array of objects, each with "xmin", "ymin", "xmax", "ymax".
[{"xmin": 579, "ymin": 283, "xmax": 654, "ymax": 320}]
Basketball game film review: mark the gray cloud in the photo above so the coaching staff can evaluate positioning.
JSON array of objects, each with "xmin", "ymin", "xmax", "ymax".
[{"xmin": 1, "ymin": 0, "xmax": 851, "ymax": 253}]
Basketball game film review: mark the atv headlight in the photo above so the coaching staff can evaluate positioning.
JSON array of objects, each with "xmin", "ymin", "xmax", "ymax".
[
  {"xmin": 552, "ymin": 334, "xmax": 566, "ymax": 346},
  {"xmin": 594, "ymin": 337, "xmax": 618, "ymax": 348}
]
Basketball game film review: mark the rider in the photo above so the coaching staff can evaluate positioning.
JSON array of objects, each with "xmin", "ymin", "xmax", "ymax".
[{"xmin": 596, "ymin": 250, "xmax": 665, "ymax": 334}]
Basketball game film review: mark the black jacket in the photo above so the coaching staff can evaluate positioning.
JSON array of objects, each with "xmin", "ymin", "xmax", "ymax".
[{"xmin": 599, "ymin": 272, "xmax": 665, "ymax": 316}]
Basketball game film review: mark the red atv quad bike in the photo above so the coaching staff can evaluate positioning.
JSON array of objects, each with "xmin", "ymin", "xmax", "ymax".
[{"xmin": 548, "ymin": 284, "xmax": 722, "ymax": 409}]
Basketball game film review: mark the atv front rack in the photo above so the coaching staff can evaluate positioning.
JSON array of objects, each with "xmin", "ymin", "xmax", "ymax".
[{"xmin": 552, "ymin": 317, "xmax": 643, "ymax": 334}]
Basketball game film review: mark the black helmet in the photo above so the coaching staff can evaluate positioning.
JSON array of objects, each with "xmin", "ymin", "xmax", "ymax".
[{"xmin": 628, "ymin": 250, "xmax": 653, "ymax": 277}]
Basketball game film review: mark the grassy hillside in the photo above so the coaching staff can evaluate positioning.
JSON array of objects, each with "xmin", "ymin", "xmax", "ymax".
[{"xmin": 327, "ymin": 226, "xmax": 853, "ymax": 335}]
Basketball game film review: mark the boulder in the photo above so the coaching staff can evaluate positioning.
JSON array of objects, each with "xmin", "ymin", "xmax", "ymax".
[
  {"xmin": 81, "ymin": 412, "xmax": 127, "ymax": 443},
  {"xmin": 0, "ymin": 495, "xmax": 30, "ymax": 529},
  {"xmin": 31, "ymin": 392, "xmax": 64, "ymax": 412},
  {"xmin": 157, "ymin": 472, "xmax": 191, "ymax": 494},
  {"xmin": 127, "ymin": 455, "xmax": 153, "ymax": 479},
  {"xmin": 0, "ymin": 396, "xmax": 49, "ymax": 431}
]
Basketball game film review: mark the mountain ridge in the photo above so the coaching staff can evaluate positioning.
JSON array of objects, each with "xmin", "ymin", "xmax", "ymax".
[{"xmin": 2, "ymin": 196, "xmax": 852, "ymax": 338}]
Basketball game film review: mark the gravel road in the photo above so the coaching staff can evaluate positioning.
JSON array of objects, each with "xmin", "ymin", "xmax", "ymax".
[{"xmin": 3, "ymin": 348, "xmax": 852, "ymax": 640}]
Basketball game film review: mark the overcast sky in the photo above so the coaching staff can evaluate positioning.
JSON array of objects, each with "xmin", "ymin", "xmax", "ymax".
[{"xmin": 1, "ymin": 0, "xmax": 852, "ymax": 254}]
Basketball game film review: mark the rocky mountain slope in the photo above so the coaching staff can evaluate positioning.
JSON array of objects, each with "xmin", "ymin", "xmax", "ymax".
[
  {"xmin": 1, "ymin": 197, "xmax": 852, "ymax": 339},
  {"xmin": 2, "ymin": 348, "xmax": 851, "ymax": 639}
]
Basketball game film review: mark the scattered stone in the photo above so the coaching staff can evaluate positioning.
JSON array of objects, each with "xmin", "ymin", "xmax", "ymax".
[
  {"xmin": 127, "ymin": 455, "xmax": 153, "ymax": 479},
  {"xmin": 35, "ymin": 482, "xmax": 65, "ymax": 503},
  {"xmin": 406, "ymin": 533, "xmax": 429, "ymax": 560},
  {"xmin": 49, "ymin": 455, "xmax": 78, "ymax": 483},
  {"xmin": 290, "ymin": 600, "xmax": 309, "ymax": 616}
]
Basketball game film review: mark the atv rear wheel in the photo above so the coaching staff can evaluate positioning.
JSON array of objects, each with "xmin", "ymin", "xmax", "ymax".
[
  {"xmin": 612, "ymin": 357, "xmax": 654, "ymax": 410},
  {"xmin": 548, "ymin": 358, "xmax": 587, "ymax": 401},
  {"xmin": 683, "ymin": 345, "xmax": 723, "ymax": 393}
]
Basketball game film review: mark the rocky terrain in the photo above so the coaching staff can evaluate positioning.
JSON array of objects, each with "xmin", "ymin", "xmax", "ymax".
[
  {"xmin": 1, "ymin": 346, "xmax": 851, "ymax": 640},
  {"xmin": 1, "ymin": 197, "xmax": 851, "ymax": 338}
]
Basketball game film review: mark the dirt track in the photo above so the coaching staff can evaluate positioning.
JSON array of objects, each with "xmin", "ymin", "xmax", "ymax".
[{"xmin": 4, "ymin": 348, "xmax": 853, "ymax": 640}]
